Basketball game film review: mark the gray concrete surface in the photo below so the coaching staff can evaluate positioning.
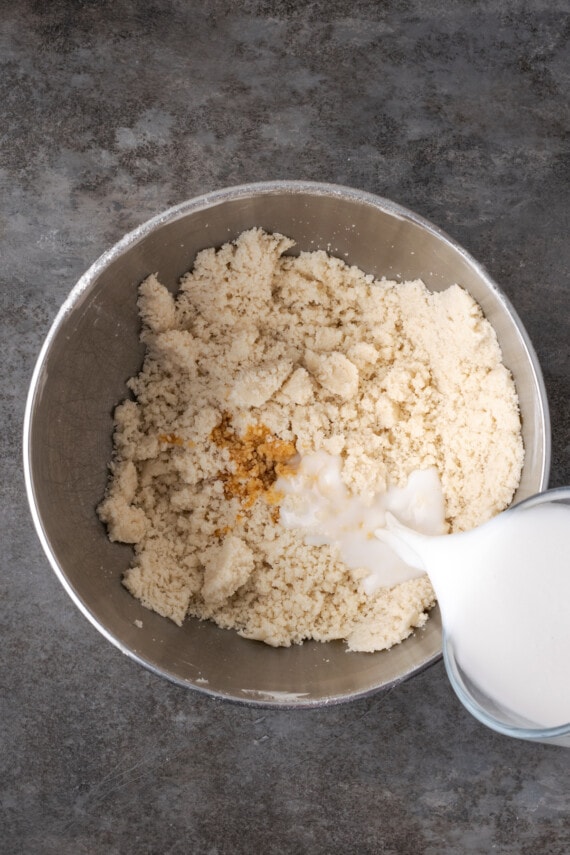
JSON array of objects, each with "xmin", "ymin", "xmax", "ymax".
[{"xmin": 2, "ymin": 1, "xmax": 569, "ymax": 852}]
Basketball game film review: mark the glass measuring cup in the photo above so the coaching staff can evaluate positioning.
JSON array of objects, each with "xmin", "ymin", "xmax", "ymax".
[{"xmin": 442, "ymin": 487, "xmax": 570, "ymax": 747}]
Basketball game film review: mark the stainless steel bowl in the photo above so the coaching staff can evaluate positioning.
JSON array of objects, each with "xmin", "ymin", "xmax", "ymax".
[{"xmin": 23, "ymin": 181, "xmax": 550, "ymax": 707}]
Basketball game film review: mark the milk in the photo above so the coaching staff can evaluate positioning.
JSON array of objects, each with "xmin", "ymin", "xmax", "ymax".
[
  {"xmin": 380, "ymin": 503, "xmax": 570, "ymax": 729},
  {"xmin": 276, "ymin": 451, "xmax": 447, "ymax": 590},
  {"xmin": 277, "ymin": 451, "xmax": 570, "ymax": 729}
]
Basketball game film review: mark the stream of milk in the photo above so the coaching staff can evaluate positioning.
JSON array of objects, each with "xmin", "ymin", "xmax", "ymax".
[
  {"xmin": 276, "ymin": 450, "xmax": 447, "ymax": 591},
  {"xmin": 277, "ymin": 452, "xmax": 570, "ymax": 729},
  {"xmin": 380, "ymin": 502, "xmax": 570, "ymax": 729}
]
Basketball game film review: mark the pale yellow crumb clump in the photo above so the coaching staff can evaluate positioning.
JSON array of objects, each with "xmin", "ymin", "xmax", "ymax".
[{"xmin": 98, "ymin": 228, "xmax": 524, "ymax": 651}]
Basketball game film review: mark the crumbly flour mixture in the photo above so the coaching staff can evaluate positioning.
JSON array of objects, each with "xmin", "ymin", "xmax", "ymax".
[{"xmin": 98, "ymin": 228, "xmax": 524, "ymax": 651}]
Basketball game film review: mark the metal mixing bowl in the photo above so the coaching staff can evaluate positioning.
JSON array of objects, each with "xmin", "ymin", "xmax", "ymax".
[{"xmin": 23, "ymin": 181, "xmax": 550, "ymax": 707}]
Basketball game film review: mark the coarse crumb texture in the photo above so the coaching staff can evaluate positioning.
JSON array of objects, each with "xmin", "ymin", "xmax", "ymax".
[{"xmin": 98, "ymin": 228, "xmax": 524, "ymax": 651}]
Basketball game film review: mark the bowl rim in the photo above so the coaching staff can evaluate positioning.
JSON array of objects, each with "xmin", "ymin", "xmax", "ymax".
[{"xmin": 22, "ymin": 180, "xmax": 552, "ymax": 706}]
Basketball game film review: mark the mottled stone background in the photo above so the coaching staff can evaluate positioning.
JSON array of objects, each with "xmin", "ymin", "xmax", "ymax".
[{"xmin": 1, "ymin": 1, "xmax": 569, "ymax": 853}]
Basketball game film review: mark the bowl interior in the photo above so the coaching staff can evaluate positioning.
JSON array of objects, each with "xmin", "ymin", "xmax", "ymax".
[{"xmin": 24, "ymin": 183, "xmax": 550, "ymax": 706}]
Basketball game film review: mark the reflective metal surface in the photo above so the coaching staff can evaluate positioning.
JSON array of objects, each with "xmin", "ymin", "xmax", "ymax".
[{"xmin": 23, "ymin": 181, "xmax": 550, "ymax": 707}]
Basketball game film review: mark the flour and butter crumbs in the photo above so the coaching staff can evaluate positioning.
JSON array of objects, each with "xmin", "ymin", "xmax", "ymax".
[{"xmin": 98, "ymin": 229, "xmax": 523, "ymax": 652}]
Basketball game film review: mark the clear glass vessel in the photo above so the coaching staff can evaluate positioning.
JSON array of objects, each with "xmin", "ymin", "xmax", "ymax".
[{"xmin": 442, "ymin": 487, "xmax": 570, "ymax": 747}]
